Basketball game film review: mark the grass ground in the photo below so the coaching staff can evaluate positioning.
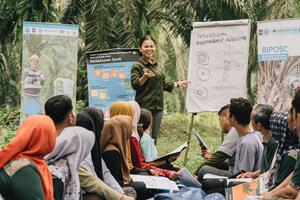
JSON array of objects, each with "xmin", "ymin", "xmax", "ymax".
[
  {"xmin": 156, "ymin": 112, "xmax": 222, "ymax": 173},
  {"xmin": 0, "ymin": 110, "xmax": 222, "ymax": 174}
]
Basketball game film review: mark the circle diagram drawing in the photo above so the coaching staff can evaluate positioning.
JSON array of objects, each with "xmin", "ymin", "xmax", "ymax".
[
  {"xmin": 196, "ymin": 67, "xmax": 210, "ymax": 81},
  {"xmin": 194, "ymin": 85, "xmax": 208, "ymax": 100},
  {"xmin": 196, "ymin": 51, "xmax": 209, "ymax": 65}
]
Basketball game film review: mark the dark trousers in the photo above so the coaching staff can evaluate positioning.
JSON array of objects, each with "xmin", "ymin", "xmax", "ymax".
[
  {"xmin": 125, "ymin": 182, "xmax": 147, "ymax": 200},
  {"xmin": 198, "ymin": 165, "xmax": 233, "ymax": 195},
  {"xmin": 150, "ymin": 110, "xmax": 163, "ymax": 145}
]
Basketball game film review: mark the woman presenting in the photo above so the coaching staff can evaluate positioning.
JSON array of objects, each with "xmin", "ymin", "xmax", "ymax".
[{"xmin": 131, "ymin": 35, "xmax": 190, "ymax": 145}]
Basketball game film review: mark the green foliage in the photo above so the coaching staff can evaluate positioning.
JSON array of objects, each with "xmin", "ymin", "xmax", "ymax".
[
  {"xmin": 76, "ymin": 100, "xmax": 86, "ymax": 112},
  {"xmin": 0, "ymin": 108, "xmax": 19, "ymax": 150},
  {"xmin": 0, "ymin": 0, "xmax": 299, "ymax": 112},
  {"xmin": 161, "ymin": 0, "xmax": 251, "ymax": 45},
  {"xmin": 0, "ymin": 0, "xmax": 59, "ymax": 109},
  {"xmin": 157, "ymin": 112, "xmax": 221, "ymax": 173}
]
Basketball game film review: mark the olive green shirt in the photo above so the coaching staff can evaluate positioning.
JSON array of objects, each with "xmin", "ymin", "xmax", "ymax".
[
  {"xmin": 289, "ymin": 152, "xmax": 300, "ymax": 191},
  {"xmin": 260, "ymin": 133, "xmax": 278, "ymax": 174},
  {"xmin": 270, "ymin": 150, "xmax": 298, "ymax": 190},
  {"xmin": 131, "ymin": 57, "xmax": 174, "ymax": 110}
]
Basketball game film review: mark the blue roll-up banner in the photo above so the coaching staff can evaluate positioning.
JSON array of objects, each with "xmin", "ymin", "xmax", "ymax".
[{"xmin": 86, "ymin": 49, "xmax": 139, "ymax": 119}]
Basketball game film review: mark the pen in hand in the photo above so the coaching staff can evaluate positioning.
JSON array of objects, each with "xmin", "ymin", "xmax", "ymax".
[{"xmin": 238, "ymin": 168, "xmax": 244, "ymax": 175}]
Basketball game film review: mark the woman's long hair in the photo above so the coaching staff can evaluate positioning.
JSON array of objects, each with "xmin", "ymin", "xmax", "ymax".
[{"xmin": 137, "ymin": 108, "xmax": 153, "ymax": 139}]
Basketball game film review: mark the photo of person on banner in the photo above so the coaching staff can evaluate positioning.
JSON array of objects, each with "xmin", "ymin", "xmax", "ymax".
[
  {"xmin": 290, "ymin": 76, "xmax": 300, "ymax": 96},
  {"xmin": 22, "ymin": 55, "xmax": 45, "ymax": 108},
  {"xmin": 20, "ymin": 22, "xmax": 79, "ymax": 121}
]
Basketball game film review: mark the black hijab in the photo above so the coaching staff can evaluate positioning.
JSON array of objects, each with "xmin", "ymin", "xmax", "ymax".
[
  {"xmin": 268, "ymin": 111, "xmax": 299, "ymax": 188},
  {"xmin": 76, "ymin": 107, "xmax": 104, "ymax": 180}
]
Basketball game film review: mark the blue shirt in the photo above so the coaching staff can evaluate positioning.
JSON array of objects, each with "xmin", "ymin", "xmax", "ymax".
[{"xmin": 139, "ymin": 132, "xmax": 157, "ymax": 162}]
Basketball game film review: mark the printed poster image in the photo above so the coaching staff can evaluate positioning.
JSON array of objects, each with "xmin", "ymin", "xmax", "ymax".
[
  {"xmin": 186, "ymin": 19, "xmax": 251, "ymax": 113},
  {"xmin": 257, "ymin": 18, "xmax": 300, "ymax": 111},
  {"xmin": 21, "ymin": 22, "xmax": 79, "ymax": 123},
  {"xmin": 86, "ymin": 49, "xmax": 139, "ymax": 119}
]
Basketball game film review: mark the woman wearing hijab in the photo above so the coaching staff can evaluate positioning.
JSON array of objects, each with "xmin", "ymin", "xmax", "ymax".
[
  {"xmin": 110, "ymin": 101, "xmax": 135, "ymax": 170},
  {"xmin": 0, "ymin": 115, "xmax": 56, "ymax": 200},
  {"xmin": 77, "ymin": 107, "xmax": 104, "ymax": 179},
  {"xmin": 266, "ymin": 110, "xmax": 299, "ymax": 190},
  {"xmin": 110, "ymin": 101, "xmax": 151, "ymax": 175},
  {"xmin": 101, "ymin": 115, "xmax": 147, "ymax": 200},
  {"xmin": 129, "ymin": 101, "xmax": 181, "ymax": 180},
  {"xmin": 45, "ymin": 126, "xmax": 95, "ymax": 200},
  {"xmin": 76, "ymin": 107, "xmax": 135, "ymax": 200}
]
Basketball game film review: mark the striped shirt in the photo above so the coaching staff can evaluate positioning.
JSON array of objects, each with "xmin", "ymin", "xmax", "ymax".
[{"xmin": 23, "ymin": 68, "xmax": 45, "ymax": 96}]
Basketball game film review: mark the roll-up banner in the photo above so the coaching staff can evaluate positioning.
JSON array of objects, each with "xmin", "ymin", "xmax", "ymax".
[
  {"xmin": 21, "ymin": 22, "xmax": 79, "ymax": 123},
  {"xmin": 186, "ymin": 19, "xmax": 251, "ymax": 113},
  {"xmin": 257, "ymin": 18, "xmax": 300, "ymax": 111},
  {"xmin": 86, "ymin": 49, "xmax": 139, "ymax": 119}
]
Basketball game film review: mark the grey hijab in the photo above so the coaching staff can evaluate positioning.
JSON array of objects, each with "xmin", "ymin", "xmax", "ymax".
[{"xmin": 45, "ymin": 126, "xmax": 95, "ymax": 200}]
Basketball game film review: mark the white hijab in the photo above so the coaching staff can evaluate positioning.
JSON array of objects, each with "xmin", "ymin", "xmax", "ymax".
[
  {"xmin": 129, "ymin": 101, "xmax": 141, "ymax": 141},
  {"xmin": 45, "ymin": 126, "xmax": 95, "ymax": 200}
]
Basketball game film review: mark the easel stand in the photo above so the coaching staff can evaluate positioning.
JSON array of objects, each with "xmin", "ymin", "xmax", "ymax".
[{"xmin": 183, "ymin": 113, "xmax": 197, "ymax": 167}]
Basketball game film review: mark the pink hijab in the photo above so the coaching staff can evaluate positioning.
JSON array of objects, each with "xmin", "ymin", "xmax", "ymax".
[{"xmin": 129, "ymin": 101, "xmax": 141, "ymax": 141}]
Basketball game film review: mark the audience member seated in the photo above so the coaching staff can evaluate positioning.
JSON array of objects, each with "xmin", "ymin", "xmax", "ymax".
[
  {"xmin": 230, "ymin": 98, "xmax": 263, "ymax": 174},
  {"xmin": 129, "ymin": 101, "xmax": 181, "ymax": 180},
  {"xmin": 268, "ymin": 109, "xmax": 298, "ymax": 190},
  {"xmin": 101, "ymin": 115, "xmax": 147, "ymax": 200},
  {"xmin": 110, "ymin": 101, "xmax": 150, "ymax": 175},
  {"xmin": 0, "ymin": 115, "xmax": 56, "ymax": 200},
  {"xmin": 200, "ymin": 98, "xmax": 264, "ymax": 195},
  {"xmin": 263, "ymin": 91, "xmax": 300, "ymax": 199},
  {"xmin": 45, "ymin": 126, "xmax": 94, "ymax": 200},
  {"xmin": 237, "ymin": 104, "xmax": 276, "ymax": 178},
  {"xmin": 240, "ymin": 107, "xmax": 298, "ymax": 191},
  {"xmin": 196, "ymin": 104, "xmax": 239, "ymax": 182},
  {"xmin": 45, "ymin": 95, "xmax": 132, "ymax": 200},
  {"xmin": 76, "ymin": 107, "xmax": 135, "ymax": 200},
  {"xmin": 138, "ymin": 108, "xmax": 181, "ymax": 171},
  {"xmin": 138, "ymin": 108, "xmax": 157, "ymax": 162}
]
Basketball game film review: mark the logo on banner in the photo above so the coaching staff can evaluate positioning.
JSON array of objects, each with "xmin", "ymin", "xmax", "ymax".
[
  {"xmin": 259, "ymin": 30, "xmax": 263, "ymax": 35},
  {"xmin": 32, "ymin": 28, "xmax": 36, "ymax": 33},
  {"xmin": 25, "ymin": 28, "xmax": 30, "ymax": 33}
]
